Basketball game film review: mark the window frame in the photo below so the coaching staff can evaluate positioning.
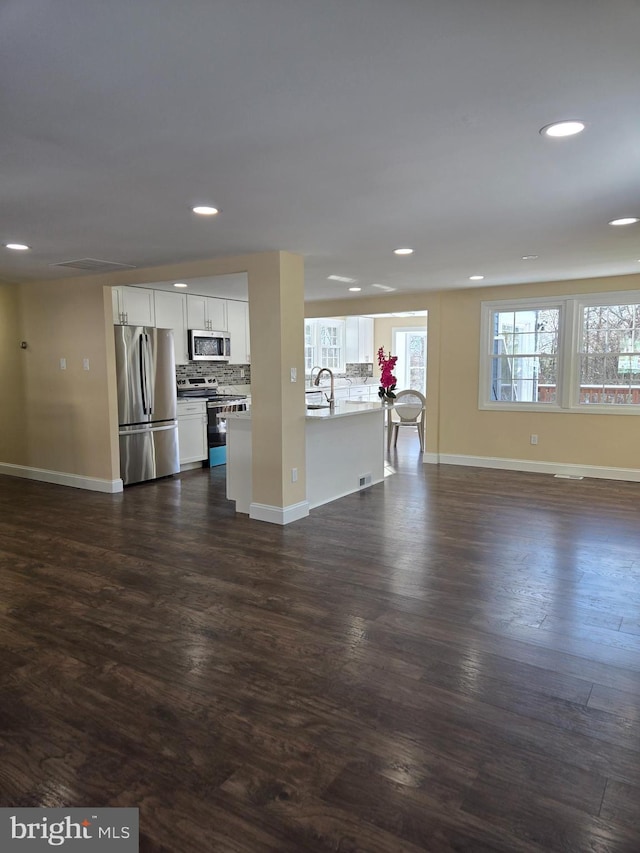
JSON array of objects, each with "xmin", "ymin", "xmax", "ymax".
[
  {"xmin": 304, "ymin": 317, "xmax": 346, "ymax": 373},
  {"xmin": 479, "ymin": 290, "xmax": 640, "ymax": 415}
]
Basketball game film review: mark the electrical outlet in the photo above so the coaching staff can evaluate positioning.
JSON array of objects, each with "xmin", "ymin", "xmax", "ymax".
[{"xmin": 530, "ymin": 434, "xmax": 538, "ymax": 445}]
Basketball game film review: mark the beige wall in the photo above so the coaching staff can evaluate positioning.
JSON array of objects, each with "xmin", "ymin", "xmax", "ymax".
[
  {"xmin": 15, "ymin": 278, "xmax": 118, "ymax": 480},
  {"xmin": 0, "ymin": 282, "xmax": 26, "ymax": 462},
  {"xmin": 437, "ymin": 274, "xmax": 640, "ymax": 469},
  {"xmin": 373, "ymin": 314, "xmax": 427, "ymax": 362},
  {"xmin": 248, "ymin": 251, "xmax": 306, "ymax": 508}
]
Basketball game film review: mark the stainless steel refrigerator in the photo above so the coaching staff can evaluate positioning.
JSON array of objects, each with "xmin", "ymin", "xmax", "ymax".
[{"xmin": 114, "ymin": 325, "xmax": 179, "ymax": 485}]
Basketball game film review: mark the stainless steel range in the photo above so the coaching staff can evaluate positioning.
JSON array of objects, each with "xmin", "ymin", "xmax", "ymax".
[{"xmin": 177, "ymin": 376, "xmax": 248, "ymax": 465}]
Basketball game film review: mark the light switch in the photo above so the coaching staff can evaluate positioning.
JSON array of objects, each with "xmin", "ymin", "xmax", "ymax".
[
  {"xmin": 60, "ymin": 358, "xmax": 66, "ymax": 370},
  {"xmin": 83, "ymin": 358, "xmax": 90, "ymax": 371},
  {"xmin": 290, "ymin": 367, "xmax": 297, "ymax": 382}
]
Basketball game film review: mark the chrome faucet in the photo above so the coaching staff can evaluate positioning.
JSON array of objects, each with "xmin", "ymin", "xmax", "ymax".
[
  {"xmin": 309, "ymin": 365, "xmax": 322, "ymax": 386},
  {"xmin": 313, "ymin": 367, "xmax": 335, "ymax": 409}
]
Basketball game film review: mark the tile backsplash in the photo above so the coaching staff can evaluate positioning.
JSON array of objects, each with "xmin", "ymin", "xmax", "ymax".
[
  {"xmin": 176, "ymin": 363, "xmax": 251, "ymax": 385},
  {"xmin": 304, "ymin": 363, "xmax": 374, "ymax": 380},
  {"xmin": 346, "ymin": 362, "xmax": 374, "ymax": 378},
  {"xmin": 176, "ymin": 361, "xmax": 370, "ymax": 386}
]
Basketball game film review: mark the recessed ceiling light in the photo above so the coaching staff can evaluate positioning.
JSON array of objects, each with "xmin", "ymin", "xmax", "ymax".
[
  {"xmin": 540, "ymin": 120, "xmax": 585, "ymax": 138},
  {"xmin": 521, "ymin": 255, "xmax": 539, "ymax": 261},
  {"xmin": 348, "ymin": 287, "xmax": 361, "ymax": 292},
  {"xmin": 393, "ymin": 248, "xmax": 414, "ymax": 255},
  {"xmin": 609, "ymin": 217, "xmax": 639, "ymax": 226},
  {"xmin": 5, "ymin": 243, "xmax": 30, "ymax": 250},
  {"xmin": 192, "ymin": 205, "xmax": 219, "ymax": 215},
  {"xmin": 328, "ymin": 275, "xmax": 357, "ymax": 283},
  {"xmin": 469, "ymin": 275, "xmax": 484, "ymax": 281},
  {"xmin": 173, "ymin": 282, "xmax": 188, "ymax": 288}
]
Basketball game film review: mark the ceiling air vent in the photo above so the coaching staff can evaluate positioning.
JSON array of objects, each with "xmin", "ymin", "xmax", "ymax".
[
  {"xmin": 51, "ymin": 258, "xmax": 137, "ymax": 272},
  {"xmin": 371, "ymin": 283, "xmax": 396, "ymax": 292}
]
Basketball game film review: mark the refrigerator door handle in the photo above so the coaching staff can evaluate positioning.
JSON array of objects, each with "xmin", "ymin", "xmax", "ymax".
[
  {"xmin": 145, "ymin": 333, "xmax": 155, "ymax": 415},
  {"xmin": 140, "ymin": 333, "xmax": 153, "ymax": 415}
]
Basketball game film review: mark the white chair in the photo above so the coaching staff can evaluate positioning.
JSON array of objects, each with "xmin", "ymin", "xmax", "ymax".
[{"xmin": 388, "ymin": 389, "xmax": 426, "ymax": 452}]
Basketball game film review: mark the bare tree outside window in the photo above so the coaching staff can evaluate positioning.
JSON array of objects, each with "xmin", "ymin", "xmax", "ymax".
[
  {"xmin": 483, "ymin": 295, "xmax": 640, "ymax": 409},
  {"xmin": 580, "ymin": 303, "xmax": 640, "ymax": 403}
]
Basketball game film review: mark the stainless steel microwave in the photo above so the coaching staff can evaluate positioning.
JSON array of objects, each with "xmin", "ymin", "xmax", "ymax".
[{"xmin": 188, "ymin": 329, "xmax": 231, "ymax": 361}]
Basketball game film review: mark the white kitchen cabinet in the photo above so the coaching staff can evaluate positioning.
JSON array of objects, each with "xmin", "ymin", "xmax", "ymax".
[
  {"xmin": 226, "ymin": 300, "xmax": 250, "ymax": 364},
  {"xmin": 186, "ymin": 294, "xmax": 227, "ymax": 332},
  {"xmin": 345, "ymin": 316, "xmax": 374, "ymax": 363},
  {"xmin": 154, "ymin": 290, "xmax": 189, "ymax": 365},
  {"xmin": 358, "ymin": 317, "xmax": 374, "ymax": 364},
  {"xmin": 112, "ymin": 286, "xmax": 156, "ymax": 327},
  {"xmin": 177, "ymin": 401, "xmax": 208, "ymax": 465}
]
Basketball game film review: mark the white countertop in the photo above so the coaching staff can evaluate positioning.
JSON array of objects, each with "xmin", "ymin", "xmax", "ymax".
[
  {"xmin": 305, "ymin": 400, "xmax": 387, "ymax": 419},
  {"xmin": 226, "ymin": 400, "xmax": 387, "ymax": 422},
  {"xmin": 305, "ymin": 380, "xmax": 374, "ymax": 391}
]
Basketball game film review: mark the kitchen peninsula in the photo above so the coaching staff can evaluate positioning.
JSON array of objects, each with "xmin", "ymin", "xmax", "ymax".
[{"xmin": 226, "ymin": 400, "xmax": 386, "ymax": 516}]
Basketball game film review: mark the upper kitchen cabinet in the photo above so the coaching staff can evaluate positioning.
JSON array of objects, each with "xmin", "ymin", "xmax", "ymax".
[
  {"xmin": 345, "ymin": 316, "xmax": 374, "ymax": 363},
  {"xmin": 112, "ymin": 286, "xmax": 156, "ymax": 327},
  {"xmin": 226, "ymin": 300, "xmax": 250, "ymax": 364},
  {"xmin": 186, "ymin": 294, "xmax": 227, "ymax": 332},
  {"xmin": 154, "ymin": 290, "xmax": 189, "ymax": 365}
]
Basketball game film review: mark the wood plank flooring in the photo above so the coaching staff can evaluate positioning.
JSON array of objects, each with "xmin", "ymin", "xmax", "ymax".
[{"xmin": 1, "ymin": 435, "xmax": 640, "ymax": 851}]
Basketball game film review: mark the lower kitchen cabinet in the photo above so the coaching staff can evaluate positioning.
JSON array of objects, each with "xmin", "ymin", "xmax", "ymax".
[{"xmin": 177, "ymin": 401, "xmax": 208, "ymax": 465}]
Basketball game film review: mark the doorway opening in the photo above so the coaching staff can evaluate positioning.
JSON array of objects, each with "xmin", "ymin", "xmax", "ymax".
[{"xmin": 393, "ymin": 324, "xmax": 427, "ymax": 394}]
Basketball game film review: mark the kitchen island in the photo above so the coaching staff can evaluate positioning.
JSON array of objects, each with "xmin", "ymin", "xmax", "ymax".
[{"xmin": 226, "ymin": 400, "xmax": 387, "ymax": 516}]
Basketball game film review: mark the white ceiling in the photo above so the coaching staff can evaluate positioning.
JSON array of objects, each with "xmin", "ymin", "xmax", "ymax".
[
  {"xmin": 135, "ymin": 273, "xmax": 249, "ymax": 301},
  {"xmin": 2, "ymin": 0, "xmax": 640, "ymax": 302}
]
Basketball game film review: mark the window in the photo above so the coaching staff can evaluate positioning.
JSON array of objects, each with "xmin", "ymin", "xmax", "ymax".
[
  {"xmin": 304, "ymin": 322, "xmax": 314, "ymax": 372},
  {"xmin": 320, "ymin": 322, "xmax": 341, "ymax": 369},
  {"xmin": 304, "ymin": 318, "xmax": 346, "ymax": 371},
  {"xmin": 393, "ymin": 327, "xmax": 427, "ymax": 393},
  {"xmin": 579, "ymin": 303, "xmax": 640, "ymax": 404},
  {"xmin": 490, "ymin": 307, "xmax": 560, "ymax": 403},
  {"xmin": 480, "ymin": 291, "xmax": 640, "ymax": 412}
]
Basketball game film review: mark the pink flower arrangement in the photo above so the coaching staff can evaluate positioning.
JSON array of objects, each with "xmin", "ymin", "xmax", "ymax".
[{"xmin": 377, "ymin": 347, "xmax": 398, "ymax": 400}]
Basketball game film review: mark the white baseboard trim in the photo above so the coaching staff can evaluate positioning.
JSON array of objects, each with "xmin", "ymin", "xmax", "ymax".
[
  {"xmin": 0, "ymin": 463, "xmax": 124, "ymax": 493},
  {"xmin": 423, "ymin": 452, "xmax": 440, "ymax": 465},
  {"xmin": 249, "ymin": 500, "xmax": 310, "ymax": 525},
  {"xmin": 431, "ymin": 453, "xmax": 640, "ymax": 483},
  {"xmin": 179, "ymin": 461, "xmax": 205, "ymax": 472}
]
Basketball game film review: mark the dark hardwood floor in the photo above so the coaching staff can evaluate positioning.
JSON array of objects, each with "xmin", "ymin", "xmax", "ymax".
[{"xmin": 1, "ymin": 433, "xmax": 640, "ymax": 851}]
